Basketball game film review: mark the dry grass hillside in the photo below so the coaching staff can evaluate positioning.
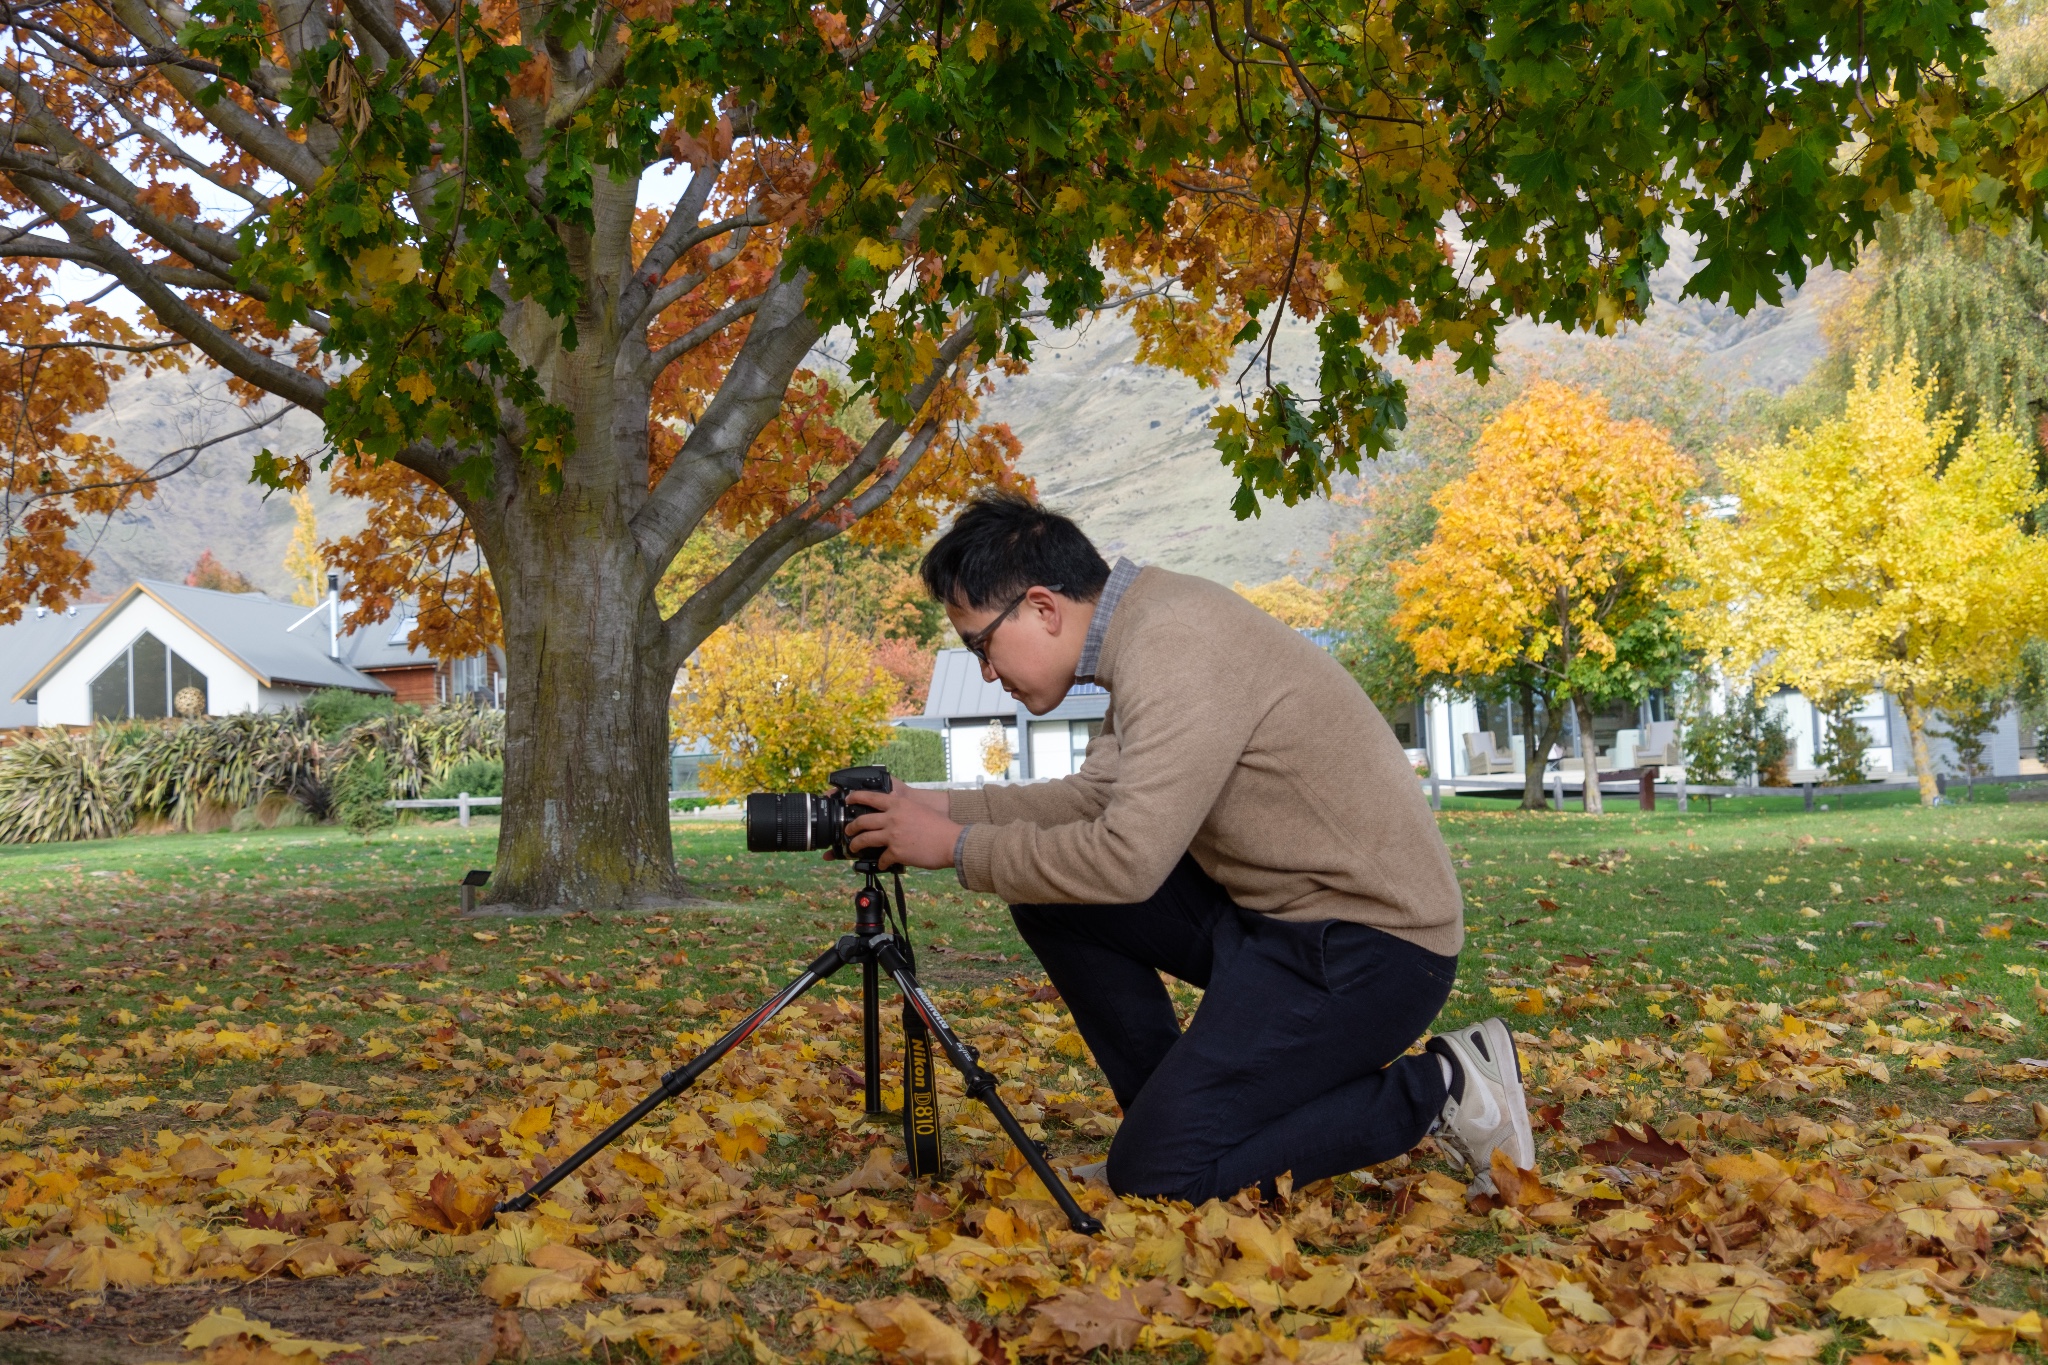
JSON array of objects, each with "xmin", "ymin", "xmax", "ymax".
[{"xmin": 70, "ymin": 245, "xmax": 1839, "ymax": 596}]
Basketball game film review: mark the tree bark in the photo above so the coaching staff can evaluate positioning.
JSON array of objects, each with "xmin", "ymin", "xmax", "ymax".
[
  {"xmin": 1573, "ymin": 692, "xmax": 1605, "ymax": 814},
  {"xmin": 1899, "ymin": 693, "xmax": 1940, "ymax": 807},
  {"xmin": 483, "ymin": 518, "xmax": 683, "ymax": 909},
  {"xmin": 1519, "ymin": 682, "xmax": 1566, "ymax": 811}
]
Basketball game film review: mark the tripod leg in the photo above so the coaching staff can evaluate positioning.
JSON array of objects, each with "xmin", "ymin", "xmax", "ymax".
[
  {"xmin": 495, "ymin": 935, "xmax": 861, "ymax": 1217},
  {"xmin": 862, "ymin": 958, "xmax": 884, "ymax": 1117},
  {"xmin": 873, "ymin": 938, "xmax": 1104, "ymax": 1236}
]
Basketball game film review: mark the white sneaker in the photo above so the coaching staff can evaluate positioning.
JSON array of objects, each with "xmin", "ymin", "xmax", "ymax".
[{"xmin": 1429, "ymin": 1017, "xmax": 1536, "ymax": 1194}]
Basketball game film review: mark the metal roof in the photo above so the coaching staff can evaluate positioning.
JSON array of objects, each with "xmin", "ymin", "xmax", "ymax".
[
  {"xmin": 341, "ymin": 607, "xmax": 438, "ymax": 672},
  {"xmin": 12, "ymin": 580, "xmax": 406, "ymax": 703},
  {"xmin": 0, "ymin": 604, "xmax": 106, "ymax": 726},
  {"xmin": 922, "ymin": 649, "xmax": 1108, "ymax": 722}
]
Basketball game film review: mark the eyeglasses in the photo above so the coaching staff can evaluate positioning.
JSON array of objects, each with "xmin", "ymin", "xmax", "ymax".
[{"xmin": 961, "ymin": 584, "xmax": 1062, "ymax": 666}]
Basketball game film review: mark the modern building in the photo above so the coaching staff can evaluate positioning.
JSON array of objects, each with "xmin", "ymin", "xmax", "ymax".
[
  {"xmin": 1416, "ymin": 685, "xmax": 2033, "ymax": 784},
  {"xmin": 920, "ymin": 648, "xmax": 1109, "ymax": 782}
]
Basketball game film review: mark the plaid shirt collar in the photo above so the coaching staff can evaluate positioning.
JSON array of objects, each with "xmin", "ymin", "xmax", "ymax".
[{"xmin": 1074, "ymin": 557, "xmax": 1139, "ymax": 684}]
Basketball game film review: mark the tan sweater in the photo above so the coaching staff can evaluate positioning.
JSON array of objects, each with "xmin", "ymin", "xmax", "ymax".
[{"xmin": 949, "ymin": 567, "xmax": 1464, "ymax": 957}]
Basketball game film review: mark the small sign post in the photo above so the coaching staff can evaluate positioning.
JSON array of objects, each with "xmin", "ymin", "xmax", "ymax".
[{"xmin": 459, "ymin": 868, "xmax": 491, "ymax": 915}]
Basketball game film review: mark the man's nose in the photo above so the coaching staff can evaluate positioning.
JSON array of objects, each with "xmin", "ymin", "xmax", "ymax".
[{"xmin": 980, "ymin": 659, "xmax": 998, "ymax": 683}]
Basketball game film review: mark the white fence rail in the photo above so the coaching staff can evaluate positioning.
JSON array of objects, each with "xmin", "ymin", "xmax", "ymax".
[{"xmin": 384, "ymin": 791, "xmax": 705, "ymax": 828}]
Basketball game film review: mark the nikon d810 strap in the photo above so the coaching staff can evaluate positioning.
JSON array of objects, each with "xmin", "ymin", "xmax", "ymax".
[{"xmin": 901, "ymin": 1001, "xmax": 941, "ymax": 1176}]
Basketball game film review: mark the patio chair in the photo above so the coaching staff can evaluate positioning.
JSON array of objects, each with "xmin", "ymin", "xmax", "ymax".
[
  {"xmin": 1463, "ymin": 730, "xmax": 1516, "ymax": 775},
  {"xmin": 1634, "ymin": 720, "xmax": 1682, "ymax": 769}
]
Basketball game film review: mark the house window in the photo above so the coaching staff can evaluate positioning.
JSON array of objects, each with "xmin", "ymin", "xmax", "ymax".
[
  {"xmin": 1070, "ymin": 720, "xmax": 1102, "ymax": 770},
  {"xmin": 445, "ymin": 655, "xmax": 491, "ymax": 703},
  {"xmin": 90, "ymin": 632, "xmax": 207, "ymax": 721}
]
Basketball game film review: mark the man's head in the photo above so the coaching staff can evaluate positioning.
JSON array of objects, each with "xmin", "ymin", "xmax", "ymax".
[{"xmin": 921, "ymin": 494, "xmax": 1110, "ymax": 714}]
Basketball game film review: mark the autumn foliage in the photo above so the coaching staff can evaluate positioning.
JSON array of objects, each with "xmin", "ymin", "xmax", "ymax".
[
  {"xmin": 1684, "ymin": 358, "xmax": 2048, "ymax": 804},
  {"xmin": 0, "ymin": 267, "xmax": 176, "ymax": 624},
  {"xmin": 1393, "ymin": 383, "xmax": 1696, "ymax": 811},
  {"xmin": 675, "ymin": 625, "xmax": 896, "ymax": 798}
]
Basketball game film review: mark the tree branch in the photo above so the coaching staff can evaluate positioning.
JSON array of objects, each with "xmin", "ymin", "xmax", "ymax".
[
  {"xmin": 104, "ymin": 0, "xmax": 326, "ymax": 187},
  {"xmin": 543, "ymin": 32, "xmax": 628, "ymax": 130},
  {"xmin": 625, "ymin": 216, "xmax": 767, "ymax": 334},
  {"xmin": 654, "ymin": 320, "xmax": 980, "ymax": 652},
  {"xmin": 665, "ymin": 423, "xmax": 941, "ymax": 657},
  {"xmin": 340, "ymin": 0, "xmax": 415, "ymax": 68},
  {"xmin": 626, "ymin": 160, "xmax": 741, "ymax": 316},
  {"xmin": 645, "ymin": 289, "xmax": 767, "ymax": 376},
  {"xmin": 629, "ymin": 268, "xmax": 821, "ymax": 563},
  {"xmin": 7, "ymin": 176, "xmax": 329, "ymax": 413}
]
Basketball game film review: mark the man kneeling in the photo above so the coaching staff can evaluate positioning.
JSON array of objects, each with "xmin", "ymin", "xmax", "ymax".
[{"xmin": 845, "ymin": 494, "xmax": 1533, "ymax": 1201}]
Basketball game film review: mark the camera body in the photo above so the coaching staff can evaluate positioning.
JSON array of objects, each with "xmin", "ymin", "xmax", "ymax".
[{"xmin": 744, "ymin": 765, "xmax": 891, "ymax": 860}]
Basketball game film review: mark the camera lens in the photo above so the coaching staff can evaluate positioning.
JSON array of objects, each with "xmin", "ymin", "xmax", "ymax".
[{"xmin": 744, "ymin": 793, "xmax": 840, "ymax": 852}]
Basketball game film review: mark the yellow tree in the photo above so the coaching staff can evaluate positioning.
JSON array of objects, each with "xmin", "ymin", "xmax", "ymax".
[
  {"xmin": 1684, "ymin": 358, "xmax": 2048, "ymax": 805},
  {"xmin": 675, "ymin": 625, "xmax": 893, "ymax": 799},
  {"xmin": 283, "ymin": 491, "xmax": 325, "ymax": 608},
  {"xmin": 1234, "ymin": 577, "xmax": 1330, "ymax": 629},
  {"xmin": 1393, "ymin": 384, "xmax": 1696, "ymax": 814}
]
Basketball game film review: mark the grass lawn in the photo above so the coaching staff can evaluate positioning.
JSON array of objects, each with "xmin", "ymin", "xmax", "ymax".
[{"xmin": 0, "ymin": 799, "xmax": 2042, "ymax": 1363}]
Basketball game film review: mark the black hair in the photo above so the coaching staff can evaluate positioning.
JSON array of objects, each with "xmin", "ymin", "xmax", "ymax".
[{"xmin": 919, "ymin": 492, "xmax": 1111, "ymax": 609}]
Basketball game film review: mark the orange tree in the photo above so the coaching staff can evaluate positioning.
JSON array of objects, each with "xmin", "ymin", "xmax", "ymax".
[
  {"xmin": 0, "ymin": 263, "xmax": 195, "ymax": 620},
  {"xmin": 0, "ymin": 0, "xmax": 2031, "ymax": 904},
  {"xmin": 1392, "ymin": 384, "xmax": 1695, "ymax": 813}
]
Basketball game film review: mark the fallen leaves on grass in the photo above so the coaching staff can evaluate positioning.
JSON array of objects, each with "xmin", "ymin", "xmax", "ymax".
[{"xmin": 0, "ymin": 967, "xmax": 2042, "ymax": 1365}]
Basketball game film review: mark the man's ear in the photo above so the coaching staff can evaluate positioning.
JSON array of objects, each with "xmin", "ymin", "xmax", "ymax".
[{"xmin": 1027, "ymin": 585, "xmax": 1069, "ymax": 633}]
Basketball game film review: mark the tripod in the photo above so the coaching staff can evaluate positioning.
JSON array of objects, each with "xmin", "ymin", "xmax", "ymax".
[{"xmin": 494, "ymin": 860, "xmax": 1104, "ymax": 1235}]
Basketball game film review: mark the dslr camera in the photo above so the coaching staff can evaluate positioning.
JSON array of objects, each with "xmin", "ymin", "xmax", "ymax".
[{"xmin": 745, "ymin": 765, "xmax": 892, "ymax": 861}]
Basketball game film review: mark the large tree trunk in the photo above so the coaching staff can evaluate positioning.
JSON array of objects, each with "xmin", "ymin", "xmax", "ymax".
[
  {"xmin": 483, "ymin": 523, "xmax": 682, "ymax": 910},
  {"xmin": 1899, "ymin": 693, "xmax": 1940, "ymax": 807},
  {"xmin": 1573, "ymin": 692, "xmax": 1604, "ymax": 814}
]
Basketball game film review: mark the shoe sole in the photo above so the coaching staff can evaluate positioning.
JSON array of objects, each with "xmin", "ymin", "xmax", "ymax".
[{"xmin": 1478, "ymin": 1017, "xmax": 1536, "ymax": 1171}]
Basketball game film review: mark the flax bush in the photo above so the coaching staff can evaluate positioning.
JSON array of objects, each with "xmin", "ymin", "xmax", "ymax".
[
  {"xmin": 0, "ymin": 700, "xmax": 504, "ymax": 843},
  {"xmin": 0, "ymin": 727, "xmax": 129, "ymax": 843},
  {"xmin": 117, "ymin": 711, "xmax": 323, "ymax": 831},
  {"xmin": 336, "ymin": 702, "xmax": 504, "ymax": 799}
]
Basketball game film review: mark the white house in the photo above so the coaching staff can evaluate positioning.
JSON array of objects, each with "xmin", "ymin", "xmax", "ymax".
[
  {"xmin": 8, "ymin": 579, "xmax": 439, "ymax": 726},
  {"xmin": 920, "ymin": 648, "xmax": 1109, "ymax": 782}
]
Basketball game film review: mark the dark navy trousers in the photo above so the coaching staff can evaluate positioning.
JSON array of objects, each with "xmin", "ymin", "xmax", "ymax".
[{"xmin": 1011, "ymin": 855, "xmax": 1456, "ymax": 1203}]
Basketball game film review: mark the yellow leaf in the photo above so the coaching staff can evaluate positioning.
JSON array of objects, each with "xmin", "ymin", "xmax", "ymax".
[
  {"xmin": 354, "ymin": 243, "xmax": 421, "ymax": 285},
  {"xmin": 852, "ymin": 238, "xmax": 904, "ymax": 272},
  {"xmin": 1445, "ymin": 1304, "xmax": 1564, "ymax": 1361},
  {"xmin": 510, "ymin": 1105, "xmax": 553, "ymax": 1138},
  {"xmin": 613, "ymin": 1150, "xmax": 666, "ymax": 1185},
  {"xmin": 182, "ymin": 1307, "xmax": 363, "ymax": 1359},
  {"xmin": 477, "ymin": 1263, "xmax": 550, "ymax": 1306},
  {"xmin": 1826, "ymin": 1283, "xmax": 1918, "ymax": 1320}
]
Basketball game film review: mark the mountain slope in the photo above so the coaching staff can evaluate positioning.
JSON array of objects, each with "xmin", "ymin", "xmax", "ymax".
[{"xmin": 70, "ymin": 252, "xmax": 1835, "ymax": 597}]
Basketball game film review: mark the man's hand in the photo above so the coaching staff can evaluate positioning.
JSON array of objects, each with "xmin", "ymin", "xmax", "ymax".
[{"xmin": 844, "ymin": 785, "xmax": 963, "ymax": 872}]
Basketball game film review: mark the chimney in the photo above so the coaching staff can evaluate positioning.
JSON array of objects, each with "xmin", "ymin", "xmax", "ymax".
[{"xmin": 326, "ymin": 571, "xmax": 340, "ymax": 660}]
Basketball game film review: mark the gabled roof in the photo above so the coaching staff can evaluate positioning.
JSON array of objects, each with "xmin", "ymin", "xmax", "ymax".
[
  {"xmin": 11, "ymin": 580, "xmax": 402, "ymax": 702},
  {"xmin": 0, "ymin": 604, "xmax": 106, "ymax": 726},
  {"xmin": 341, "ymin": 608, "xmax": 438, "ymax": 672},
  {"xmin": 923, "ymin": 649, "xmax": 1108, "ymax": 722}
]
